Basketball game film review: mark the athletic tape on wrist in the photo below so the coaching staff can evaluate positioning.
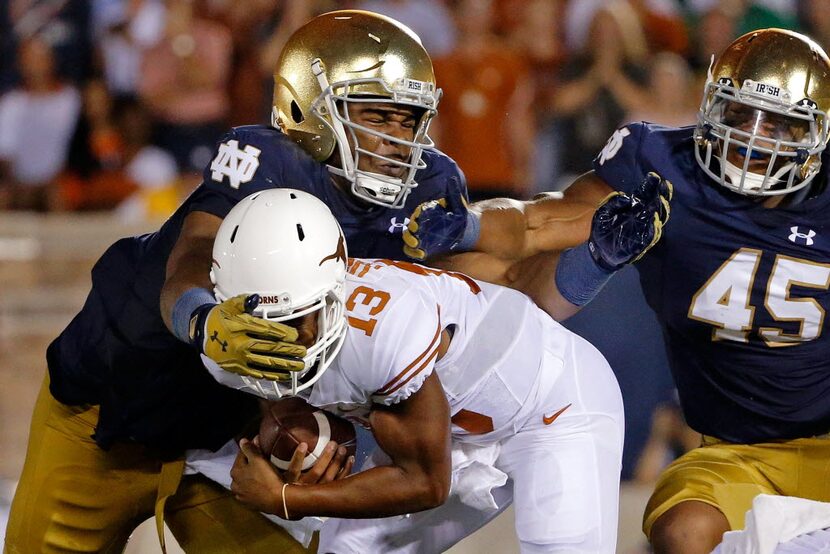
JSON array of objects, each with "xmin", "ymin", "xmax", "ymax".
[
  {"xmin": 456, "ymin": 211, "xmax": 481, "ymax": 252},
  {"xmin": 171, "ymin": 287, "xmax": 216, "ymax": 344},
  {"xmin": 554, "ymin": 242, "xmax": 617, "ymax": 307}
]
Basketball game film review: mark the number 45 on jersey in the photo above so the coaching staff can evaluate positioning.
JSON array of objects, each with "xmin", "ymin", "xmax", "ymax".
[{"xmin": 688, "ymin": 248, "xmax": 830, "ymax": 347}]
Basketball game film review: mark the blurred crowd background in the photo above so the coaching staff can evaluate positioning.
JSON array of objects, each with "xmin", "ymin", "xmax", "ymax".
[
  {"xmin": 4, "ymin": 0, "xmax": 828, "ymax": 214},
  {"xmin": 0, "ymin": 1, "xmax": 826, "ymax": 550}
]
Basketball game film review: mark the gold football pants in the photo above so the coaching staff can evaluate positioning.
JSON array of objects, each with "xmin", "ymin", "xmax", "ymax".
[
  {"xmin": 4, "ymin": 377, "xmax": 314, "ymax": 554},
  {"xmin": 643, "ymin": 434, "xmax": 830, "ymax": 539}
]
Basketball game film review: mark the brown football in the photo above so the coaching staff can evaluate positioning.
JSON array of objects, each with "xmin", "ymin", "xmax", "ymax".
[{"xmin": 258, "ymin": 397, "xmax": 357, "ymax": 471}]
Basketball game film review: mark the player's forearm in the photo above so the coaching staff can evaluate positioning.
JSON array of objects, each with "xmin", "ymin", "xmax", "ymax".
[
  {"xmin": 473, "ymin": 198, "xmax": 534, "ymax": 260},
  {"xmin": 160, "ymin": 239, "xmax": 215, "ymax": 333},
  {"xmin": 506, "ymin": 252, "xmax": 582, "ymax": 321},
  {"xmin": 281, "ymin": 463, "xmax": 450, "ymax": 519},
  {"xmin": 475, "ymin": 173, "xmax": 610, "ymax": 260},
  {"xmin": 160, "ymin": 211, "xmax": 223, "ymax": 334},
  {"xmin": 523, "ymin": 202, "xmax": 595, "ymax": 255},
  {"xmin": 286, "ymin": 375, "xmax": 453, "ymax": 519}
]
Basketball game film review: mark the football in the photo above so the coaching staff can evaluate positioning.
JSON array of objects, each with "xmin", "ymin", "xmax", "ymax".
[{"xmin": 258, "ymin": 397, "xmax": 357, "ymax": 471}]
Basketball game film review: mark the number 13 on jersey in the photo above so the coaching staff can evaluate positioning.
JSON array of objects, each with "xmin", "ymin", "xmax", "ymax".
[
  {"xmin": 346, "ymin": 286, "xmax": 391, "ymax": 337},
  {"xmin": 688, "ymin": 248, "xmax": 830, "ymax": 346}
]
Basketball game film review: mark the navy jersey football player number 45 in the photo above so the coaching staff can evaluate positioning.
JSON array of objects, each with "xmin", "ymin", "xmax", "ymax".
[{"xmin": 594, "ymin": 121, "xmax": 830, "ymax": 444}]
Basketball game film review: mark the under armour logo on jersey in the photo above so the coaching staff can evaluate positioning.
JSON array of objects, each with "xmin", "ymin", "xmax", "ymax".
[
  {"xmin": 789, "ymin": 226, "xmax": 816, "ymax": 246},
  {"xmin": 388, "ymin": 217, "xmax": 410, "ymax": 234},
  {"xmin": 598, "ymin": 127, "xmax": 631, "ymax": 165},
  {"xmin": 210, "ymin": 140, "xmax": 261, "ymax": 189}
]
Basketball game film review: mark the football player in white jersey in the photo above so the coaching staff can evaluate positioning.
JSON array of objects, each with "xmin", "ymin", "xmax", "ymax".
[{"xmin": 203, "ymin": 189, "xmax": 624, "ymax": 554}]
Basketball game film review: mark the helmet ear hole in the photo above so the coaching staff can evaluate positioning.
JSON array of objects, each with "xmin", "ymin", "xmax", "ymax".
[{"xmin": 291, "ymin": 100, "xmax": 304, "ymax": 124}]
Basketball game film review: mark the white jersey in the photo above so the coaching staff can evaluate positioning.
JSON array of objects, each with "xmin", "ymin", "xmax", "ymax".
[
  {"xmin": 201, "ymin": 257, "xmax": 625, "ymax": 553},
  {"xmin": 308, "ymin": 259, "xmax": 569, "ymax": 444}
]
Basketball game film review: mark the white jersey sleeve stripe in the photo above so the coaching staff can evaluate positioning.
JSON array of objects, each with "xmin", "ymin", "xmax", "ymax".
[
  {"xmin": 374, "ymin": 343, "xmax": 441, "ymax": 400},
  {"xmin": 375, "ymin": 309, "xmax": 442, "ymax": 396}
]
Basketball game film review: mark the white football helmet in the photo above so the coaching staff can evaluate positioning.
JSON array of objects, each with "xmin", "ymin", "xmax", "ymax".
[
  {"xmin": 210, "ymin": 189, "xmax": 348, "ymax": 397},
  {"xmin": 695, "ymin": 29, "xmax": 830, "ymax": 196}
]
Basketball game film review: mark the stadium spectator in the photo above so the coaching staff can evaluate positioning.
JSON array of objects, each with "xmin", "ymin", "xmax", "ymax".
[
  {"xmin": 624, "ymin": 51, "xmax": 698, "ymax": 127},
  {"xmin": 798, "ymin": 0, "xmax": 830, "ymax": 52},
  {"xmin": 496, "ymin": 0, "xmax": 568, "ymax": 195},
  {"xmin": 94, "ymin": 0, "xmax": 166, "ymax": 100},
  {"xmin": 628, "ymin": 0, "xmax": 690, "ymax": 56},
  {"xmin": 225, "ymin": 0, "xmax": 317, "ymax": 126},
  {"xmin": 548, "ymin": 0, "xmax": 649, "ymax": 185},
  {"xmin": 355, "ymin": 0, "xmax": 457, "ymax": 57},
  {"xmin": 114, "ymin": 99, "xmax": 182, "ymax": 222},
  {"xmin": 0, "ymin": 36, "xmax": 81, "ymax": 211},
  {"xmin": 9, "ymin": 0, "xmax": 93, "ymax": 85},
  {"xmin": 688, "ymin": 0, "xmax": 797, "ymax": 36},
  {"xmin": 0, "ymin": 2, "xmax": 16, "ymax": 93},
  {"xmin": 138, "ymin": 0, "xmax": 232, "ymax": 173},
  {"xmin": 59, "ymin": 79, "xmax": 135, "ymax": 210},
  {"xmin": 433, "ymin": 0, "xmax": 534, "ymax": 200}
]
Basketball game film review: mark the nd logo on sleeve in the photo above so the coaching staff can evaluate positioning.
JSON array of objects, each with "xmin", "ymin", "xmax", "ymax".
[
  {"xmin": 598, "ymin": 128, "xmax": 631, "ymax": 165},
  {"xmin": 210, "ymin": 140, "xmax": 262, "ymax": 189}
]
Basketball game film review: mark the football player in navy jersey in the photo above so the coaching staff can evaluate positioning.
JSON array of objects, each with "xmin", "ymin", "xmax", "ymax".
[
  {"xmin": 5, "ymin": 10, "xmax": 468, "ymax": 554},
  {"xmin": 404, "ymin": 29, "xmax": 830, "ymax": 554}
]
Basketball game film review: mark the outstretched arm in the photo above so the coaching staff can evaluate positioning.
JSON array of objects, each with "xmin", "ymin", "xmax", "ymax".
[
  {"xmin": 404, "ymin": 171, "xmax": 612, "ymax": 262},
  {"xmin": 230, "ymin": 371, "xmax": 453, "ymax": 519},
  {"xmin": 422, "ymin": 172, "xmax": 673, "ymax": 321}
]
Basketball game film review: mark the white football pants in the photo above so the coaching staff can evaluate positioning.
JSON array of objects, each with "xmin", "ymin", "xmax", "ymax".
[{"xmin": 319, "ymin": 332, "xmax": 624, "ymax": 554}]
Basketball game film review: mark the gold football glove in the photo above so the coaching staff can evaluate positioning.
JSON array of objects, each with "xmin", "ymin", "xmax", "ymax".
[{"xmin": 192, "ymin": 294, "xmax": 307, "ymax": 380}]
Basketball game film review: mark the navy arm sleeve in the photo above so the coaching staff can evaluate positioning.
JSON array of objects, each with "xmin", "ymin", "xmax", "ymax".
[{"xmin": 592, "ymin": 122, "xmax": 649, "ymax": 195}]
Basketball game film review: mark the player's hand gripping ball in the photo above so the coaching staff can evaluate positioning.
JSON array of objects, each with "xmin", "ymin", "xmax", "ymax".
[
  {"xmin": 258, "ymin": 397, "xmax": 357, "ymax": 472},
  {"xmin": 403, "ymin": 176, "xmax": 470, "ymax": 260},
  {"xmin": 589, "ymin": 172, "xmax": 673, "ymax": 271},
  {"xmin": 192, "ymin": 294, "xmax": 307, "ymax": 380}
]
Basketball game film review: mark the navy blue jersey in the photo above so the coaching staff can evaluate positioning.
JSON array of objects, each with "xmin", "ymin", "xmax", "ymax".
[
  {"xmin": 47, "ymin": 125, "xmax": 465, "ymax": 454},
  {"xmin": 593, "ymin": 122, "xmax": 830, "ymax": 443}
]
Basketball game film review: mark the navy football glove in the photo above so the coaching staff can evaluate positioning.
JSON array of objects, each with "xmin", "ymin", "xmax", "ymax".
[
  {"xmin": 403, "ymin": 176, "xmax": 472, "ymax": 260},
  {"xmin": 589, "ymin": 172, "xmax": 673, "ymax": 271}
]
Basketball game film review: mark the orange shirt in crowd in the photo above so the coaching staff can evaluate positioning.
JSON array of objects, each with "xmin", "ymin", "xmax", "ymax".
[{"xmin": 434, "ymin": 45, "xmax": 530, "ymax": 194}]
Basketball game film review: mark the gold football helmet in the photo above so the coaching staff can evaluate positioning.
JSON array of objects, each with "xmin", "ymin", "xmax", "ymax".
[
  {"xmin": 272, "ymin": 10, "xmax": 441, "ymax": 208},
  {"xmin": 694, "ymin": 29, "xmax": 830, "ymax": 196}
]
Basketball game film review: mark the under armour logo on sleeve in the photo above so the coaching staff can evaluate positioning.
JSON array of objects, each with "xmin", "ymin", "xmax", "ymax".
[{"xmin": 388, "ymin": 217, "xmax": 410, "ymax": 234}]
